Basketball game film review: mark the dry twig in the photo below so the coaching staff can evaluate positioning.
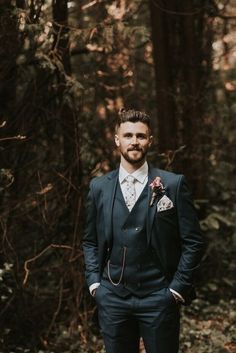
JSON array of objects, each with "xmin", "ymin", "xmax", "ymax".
[{"xmin": 23, "ymin": 244, "xmax": 73, "ymax": 285}]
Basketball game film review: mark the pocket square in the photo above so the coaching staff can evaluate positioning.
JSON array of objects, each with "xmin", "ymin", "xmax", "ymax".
[{"xmin": 157, "ymin": 195, "xmax": 174, "ymax": 212}]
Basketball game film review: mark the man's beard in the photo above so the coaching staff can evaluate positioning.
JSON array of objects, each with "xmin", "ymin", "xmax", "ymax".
[{"xmin": 121, "ymin": 148, "xmax": 147, "ymax": 165}]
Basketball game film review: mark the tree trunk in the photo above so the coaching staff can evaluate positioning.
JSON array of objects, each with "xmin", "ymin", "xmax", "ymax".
[
  {"xmin": 149, "ymin": 0, "xmax": 178, "ymax": 152},
  {"xmin": 149, "ymin": 1, "xmax": 213, "ymax": 197},
  {"xmin": 53, "ymin": 0, "xmax": 82, "ymax": 225},
  {"xmin": 0, "ymin": 1, "xmax": 19, "ymax": 126}
]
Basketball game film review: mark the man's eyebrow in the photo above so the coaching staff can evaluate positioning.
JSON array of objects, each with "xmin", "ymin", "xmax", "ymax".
[
  {"xmin": 122, "ymin": 132, "xmax": 147, "ymax": 135},
  {"xmin": 122, "ymin": 132, "xmax": 133, "ymax": 135}
]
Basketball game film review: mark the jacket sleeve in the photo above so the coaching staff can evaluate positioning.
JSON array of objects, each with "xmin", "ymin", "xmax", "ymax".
[
  {"xmin": 82, "ymin": 180, "xmax": 100, "ymax": 287},
  {"xmin": 169, "ymin": 175, "xmax": 205, "ymax": 299}
]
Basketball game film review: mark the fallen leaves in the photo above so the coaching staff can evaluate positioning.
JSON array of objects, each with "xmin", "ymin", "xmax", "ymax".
[{"xmin": 180, "ymin": 298, "xmax": 236, "ymax": 353}]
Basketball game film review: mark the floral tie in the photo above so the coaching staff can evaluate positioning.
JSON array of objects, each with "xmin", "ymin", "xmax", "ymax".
[{"xmin": 124, "ymin": 175, "xmax": 136, "ymax": 211}]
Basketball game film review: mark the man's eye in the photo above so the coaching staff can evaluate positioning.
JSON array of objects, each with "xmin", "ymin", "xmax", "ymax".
[{"xmin": 124, "ymin": 134, "xmax": 132, "ymax": 138}]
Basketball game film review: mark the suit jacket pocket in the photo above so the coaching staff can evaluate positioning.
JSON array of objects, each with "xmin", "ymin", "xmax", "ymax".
[{"xmin": 156, "ymin": 207, "xmax": 176, "ymax": 217}]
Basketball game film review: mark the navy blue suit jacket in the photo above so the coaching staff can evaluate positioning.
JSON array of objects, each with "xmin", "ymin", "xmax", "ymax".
[{"xmin": 83, "ymin": 166, "xmax": 205, "ymax": 304}]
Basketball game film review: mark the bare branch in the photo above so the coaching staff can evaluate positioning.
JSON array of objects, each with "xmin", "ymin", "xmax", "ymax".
[
  {"xmin": 0, "ymin": 135, "xmax": 26, "ymax": 142},
  {"xmin": 23, "ymin": 244, "xmax": 73, "ymax": 285},
  {"xmin": 81, "ymin": 0, "xmax": 105, "ymax": 11},
  {"xmin": 46, "ymin": 277, "xmax": 64, "ymax": 337}
]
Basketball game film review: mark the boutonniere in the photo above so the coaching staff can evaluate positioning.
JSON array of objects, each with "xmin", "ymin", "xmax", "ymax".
[{"xmin": 149, "ymin": 176, "xmax": 165, "ymax": 206}]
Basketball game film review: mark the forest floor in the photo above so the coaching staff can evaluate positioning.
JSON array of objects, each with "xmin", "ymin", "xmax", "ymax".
[{"xmin": 179, "ymin": 296, "xmax": 236, "ymax": 353}]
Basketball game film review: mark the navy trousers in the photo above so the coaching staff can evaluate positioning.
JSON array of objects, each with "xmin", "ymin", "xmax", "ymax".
[{"xmin": 95, "ymin": 284, "xmax": 180, "ymax": 353}]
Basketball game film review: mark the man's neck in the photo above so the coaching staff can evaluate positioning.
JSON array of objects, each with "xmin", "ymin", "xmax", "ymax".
[{"xmin": 120, "ymin": 157, "xmax": 146, "ymax": 174}]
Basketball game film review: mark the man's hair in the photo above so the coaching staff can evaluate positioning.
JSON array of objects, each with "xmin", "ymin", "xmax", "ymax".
[{"xmin": 116, "ymin": 108, "xmax": 151, "ymax": 130}]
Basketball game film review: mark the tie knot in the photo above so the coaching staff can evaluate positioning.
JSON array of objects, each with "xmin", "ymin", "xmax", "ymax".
[{"xmin": 126, "ymin": 175, "xmax": 135, "ymax": 183}]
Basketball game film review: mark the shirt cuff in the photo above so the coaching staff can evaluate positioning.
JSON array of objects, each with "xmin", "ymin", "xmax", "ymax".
[
  {"xmin": 169, "ymin": 288, "xmax": 185, "ymax": 303},
  {"xmin": 89, "ymin": 282, "xmax": 100, "ymax": 295}
]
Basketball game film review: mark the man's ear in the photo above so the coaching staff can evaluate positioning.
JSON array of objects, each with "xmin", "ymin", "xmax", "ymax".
[
  {"xmin": 149, "ymin": 135, "xmax": 153, "ymax": 147},
  {"xmin": 114, "ymin": 134, "xmax": 120, "ymax": 147}
]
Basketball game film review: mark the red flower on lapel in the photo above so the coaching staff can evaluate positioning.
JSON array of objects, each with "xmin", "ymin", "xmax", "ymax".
[{"xmin": 149, "ymin": 176, "xmax": 165, "ymax": 206}]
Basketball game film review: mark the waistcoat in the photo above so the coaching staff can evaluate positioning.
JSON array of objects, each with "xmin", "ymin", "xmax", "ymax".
[{"xmin": 102, "ymin": 181, "xmax": 168, "ymax": 297}]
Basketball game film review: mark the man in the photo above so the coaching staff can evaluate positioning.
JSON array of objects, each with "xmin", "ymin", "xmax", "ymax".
[{"xmin": 83, "ymin": 108, "xmax": 204, "ymax": 353}]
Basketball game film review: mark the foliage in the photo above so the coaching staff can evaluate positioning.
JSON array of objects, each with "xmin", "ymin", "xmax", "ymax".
[{"xmin": 0, "ymin": 0, "xmax": 235, "ymax": 352}]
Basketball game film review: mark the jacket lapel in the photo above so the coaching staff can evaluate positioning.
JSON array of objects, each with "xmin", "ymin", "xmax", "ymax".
[
  {"xmin": 102, "ymin": 169, "xmax": 119, "ymax": 244},
  {"xmin": 146, "ymin": 166, "xmax": 162, "ymax": 245}
]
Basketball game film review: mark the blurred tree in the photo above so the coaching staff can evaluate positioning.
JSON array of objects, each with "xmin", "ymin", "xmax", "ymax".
[
  {"xmin": 0, "ymin": 1, "xmax": 235, "ymax": 352},
  {"xmin": 52, "ymin": 0, "xmax": 81, "ymax": 204},
  {"xmin": 0, "ymin": 0, "xmax": 84, "ymax": 350},
  {"xmin": 149, "ymin": 0, "xmax": 213, "ymax": 197},
  {"xmin": 0, "ymin": 0, "xmax": 21, "ymax": 127}
]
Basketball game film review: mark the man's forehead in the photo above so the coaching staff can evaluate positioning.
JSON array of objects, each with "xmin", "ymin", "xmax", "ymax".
[{"xmin": 118, "ymin": 121, "xmax": 150, "ymax": 133}]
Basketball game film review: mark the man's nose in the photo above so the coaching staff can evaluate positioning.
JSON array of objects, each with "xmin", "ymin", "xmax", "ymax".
[{"xmin": 131, "ymin": 136, "xmax": 138, "ymax": 144}]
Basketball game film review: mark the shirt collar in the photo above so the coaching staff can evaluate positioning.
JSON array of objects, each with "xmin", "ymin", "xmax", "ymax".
[{"xmin": 119, "ymin": 161, "xmax": 148, "ymax": 184}]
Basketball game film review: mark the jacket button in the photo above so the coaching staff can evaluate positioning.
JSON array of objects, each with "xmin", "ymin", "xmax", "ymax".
[{"xmin": 135, "ymin": 227, "xmax": 140, "ymax": 231}]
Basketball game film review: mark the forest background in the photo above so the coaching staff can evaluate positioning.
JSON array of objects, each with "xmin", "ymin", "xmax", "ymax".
[{"xmin": 0, "ymin": 1, "xmax": 236, "ymax": 352}]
